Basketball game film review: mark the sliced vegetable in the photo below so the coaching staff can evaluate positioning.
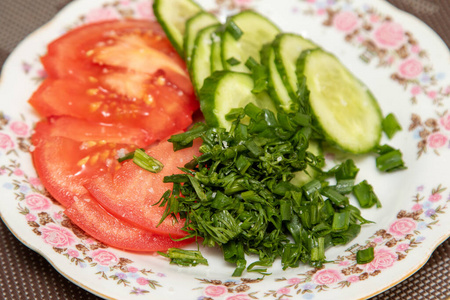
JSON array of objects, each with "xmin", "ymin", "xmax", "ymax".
[
  {"xmin": 221, "ymin": 10, "xmax": 280, "ymax": 72},
  {"xmin": 297, "ymin": 48, "xmax": 383, "ymax": 153},
  {"xmin": 272, "ymin": 33, "xmax": 317, "ymax": 100},
  {"xmin": 190, "ymin": 24, "xmax": 221, "ymax": 93},
  {"xmin": 31, "ymin": 117, "xmax": 144, "ymax": 207},
  {"xmin": 65, "ymin": 195, "xmax": 193, "ymax": 251},
  {"xmin": 153, "ymin": 0, "xmax": 203, "ymax": 56},
  {"xmin": 184, "ymin": 11, "xmax": 219, "ymax": 64},
  {"xmin": 199, "ymin": 71, "xmax": 277, "ymax": 129}
]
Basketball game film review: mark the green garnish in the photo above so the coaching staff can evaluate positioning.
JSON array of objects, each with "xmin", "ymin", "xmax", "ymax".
[
  {"xmin": 356, "ymin": 247, "xmax": 375, "ymax": 264},
  {"xmin": 382, "ymin": 113, "xmax": 402, "ymax": 139},
  {"xmin": 353, "ymin": 180, "xmax": 381, "ymax": 208},
  {"xmin": 156, "ymin": 103, "xmax": 379, "ymax": 275},
  {"xmin": 158, "ymin": 248, "xmax": 208, "ymax": 266},
  {"xmin": 375, "ymin": 144, "xmax": 407, "ymax": 172},
  {"xmin": 132, "ymin": 149, "xmax": 164, "ymax": 173},
  {"xmin": 117, "ymin": 148, "xmax": 145, "ymax": 162},
  {"xmin": 225, "ymin": 20, "xmax": 243, "ymax": 40},
  {"xmin": 226, "ymin": 57, "xmax": 241, "ymax": 66}
]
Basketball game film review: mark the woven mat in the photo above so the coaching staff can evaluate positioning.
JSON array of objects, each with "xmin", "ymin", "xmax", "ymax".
[{"xmin": 0, "ymin": 0, "xmax": 449, "ymax": 299}]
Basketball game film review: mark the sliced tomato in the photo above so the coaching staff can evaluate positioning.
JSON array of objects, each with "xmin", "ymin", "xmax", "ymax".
[
  {"xmin": 31, "ymin": 117, "xmax": 143, "ymax": 207},
  {"xmin": 41, "ymin": 19, "xmax": 194, "ymax": 95},
  {"xmin": 65, "ymin": 194, "xmax": 193, "ymax": 252},
  {"xmin": 85, "ymin": 138, "xmax": 202, "ymax": 238},
  {"xmin": 41, "ymin": 19, "xmax": 192, "ymax": 92},
  {"xmin": 29, "ymin": 76, "xmax": 197, "ymax": 142}
]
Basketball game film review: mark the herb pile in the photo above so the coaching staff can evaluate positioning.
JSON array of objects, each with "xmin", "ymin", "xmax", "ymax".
[{"xmin": 154, "ymin": 102, "xmax": 403, "ymax": 276}]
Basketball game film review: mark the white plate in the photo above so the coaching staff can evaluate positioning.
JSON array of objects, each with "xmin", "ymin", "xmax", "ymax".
[{"xmin": 0, "ymin": 0, "xmax": 449, "ymax": 299}]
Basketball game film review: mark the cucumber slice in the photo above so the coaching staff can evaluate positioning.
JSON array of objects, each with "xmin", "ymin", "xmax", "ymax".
[
  {"xmin": 199, "ymin": 71, "xmax": 277, "ymax": 129},
  {"xmin": 263, "ymin": 45, "xmax": 295, "ymax": 112},
  {"xmin": 297, "ymin": 49, "xmax": 382, "ymax": 153},
  {"xmin": 190, "ymin": 24, "xmax": 220, "ymax": 93},
  {"xmin": 184, "ymin": 11, "xmax": 219, "ymax": 65},
  {"xmin": 221, "ymin": 10, "xmax": 280, "ymax": 72},
  {"xmin": 153, "ymin": 0, "xmax": 202, "ymax": 56},
  {"xmin": 210, "ymin": 31, "xmax": 223, "ymax": 72},
  {"xmin": 273, "ymin": 33, "xmax": 317, "ymax": 99},
  {"xmin": 290, "ymin": 140, "xmax": 323, "ymax": 187}
]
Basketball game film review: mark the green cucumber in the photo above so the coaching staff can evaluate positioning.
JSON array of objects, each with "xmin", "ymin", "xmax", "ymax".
[
  {"xmin": 184, "ymin": 11, "xmax": 219, "ymax": 65},
  {"xmin": 273, "ymin": 33, "xmax": 317, "ymax": 99},
  {"xmin": 153, "ymin": 0, "xmax": 202, "ymax": 56},
  {"xmin": 221, "ymin": 10, "xmax": 280, "ymax": 72},
  {"xmin": 210, "ymin": 30, "xmax": 224, "ymax": 72},
  {"xmin": 199, "ymin": 71, "xmax": 277, "ymax": 129},
  {"xmin": 297, "ymin": 49, "xmax": 382, "ymax": 153},
  {"xmin": 190, "ymin": 24, "xmax": 220, "ymax": 94},
  {"xmin": 263, "ymin": 45, "xmax": 295, "ymax": 112}
]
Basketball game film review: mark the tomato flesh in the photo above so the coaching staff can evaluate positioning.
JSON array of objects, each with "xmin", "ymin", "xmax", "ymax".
[
  {"xmin": 86, "ymin": 138, "xmax": 202, "ymax": 238},
  {"xmin": 29, "ymin": 76, "xmax": 197, "ymax": 142},
  {"xmin": 65, "ymin": 195, "xmax": 193, "ymax": 252},
  {"xmin": 31, "ymin": 117, "xmax": 143, "ymax": 207}
]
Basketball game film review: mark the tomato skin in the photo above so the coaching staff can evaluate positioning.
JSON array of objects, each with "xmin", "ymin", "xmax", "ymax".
[
  {"xmin": 65, "ymin": 194, "xmax": 193, "ymax": 252},
  {"xmin": 86, "ymin": 138, "xmax": 202, "ymax": 238},
  {"xmin": 31, "ymin": 117, "xmax": 143, "ymax": 207}
]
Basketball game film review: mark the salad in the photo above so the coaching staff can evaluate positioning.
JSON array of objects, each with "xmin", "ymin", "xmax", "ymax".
[{"xmin": 28, "ymin": 0, "xmax": 404, "ymax": 276}]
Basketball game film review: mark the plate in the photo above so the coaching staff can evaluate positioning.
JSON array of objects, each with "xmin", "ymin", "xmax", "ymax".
[{"xmin": 0, "ymin": 0, "xmax": 449, "ymax": 299}]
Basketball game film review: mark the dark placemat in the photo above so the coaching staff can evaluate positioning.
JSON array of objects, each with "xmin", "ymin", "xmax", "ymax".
[{"xmin": 0, "ymin": 0, "xmax": 449, "ymax": 299}]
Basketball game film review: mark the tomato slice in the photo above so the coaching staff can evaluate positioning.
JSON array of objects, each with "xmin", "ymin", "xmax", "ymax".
[
  {"xmin": 31, "ymin": 117, "xmax": 143, "ymax": 207},
  {"xmin": 86, "ymin": 138, "xmax": 202, "ymax": 238},
  {"xmin": 29, "ymin": 76, "xmax": 198, "ymax": 142},
  {"xmin": 65, "ymin": 194, "xmax": 193, "ymax": 252},
  {"xmin": 41, "ymin": 19, "xmax": 193, "ymax": 95}
]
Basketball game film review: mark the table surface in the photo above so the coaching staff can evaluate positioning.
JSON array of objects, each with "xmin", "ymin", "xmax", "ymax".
[{"xmin": 0, "ymin": 0, "xmax": 449, "ymax": 299}]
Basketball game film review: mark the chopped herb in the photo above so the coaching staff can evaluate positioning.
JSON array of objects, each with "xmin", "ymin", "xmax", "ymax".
[
  {"xmin": 226, "ymin": 57, "xmax": 241, "ymax": 66},
  {"xmin": 353, "ymin": 180, "xmax": 381, "ymax": 208},
  {"xmin": 156, "ymin": 104, "xmax": 378, "ymax": 276},
  {"xmin": 158, "ymin": 248, "xmax": 208, "ymax": 266},
  {"xmin": 375, "ymin": 145, "xmax": 407, "ymax": 172},
  {"xmin": 132, "ymin": 149, "xmax": 164, "ymax": 173},
  {"xmin": 225, "ymin": 20, "xmax": 243, "ymax": 40},
  {"xmin": 117, "ymin": 148, "xmax": 144, "ymax": 162},
  {"xmin": 382, "ymin": 113, "xmax": 402, "ymax": 139},
  {"xmin": 356, "ymin": 247, "xmax": 375, "ymax": 264}
]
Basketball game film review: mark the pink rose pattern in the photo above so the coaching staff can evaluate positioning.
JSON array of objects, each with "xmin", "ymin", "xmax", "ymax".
[
  {"xmin": 10, "ymin": 121, "xmax": 29, "ymax": 136},
  {"xmin": 92, "ymin": 249, "xmax": 118, "ymax": 266},
  {"xmin": 428, "ymin": 133, "xmax": 448, "ymax": 148},
  {"xmin": 84, "ymin": 7, "xmax": 120, "ymax": 23},
  {"xmin": 25, "ymin": 193, "xmax": 51, "ymax": 210},
  {"xmin": 373, "ymin": 22, "xmax": 404, "ymax": 49},
  {"xmin": 0, "ymin": 0, "xmax": 447, "ymax": 298},
  {"xmin": 333, "ymin": 11, "xmax": 359, "ymax": 32},
  {"xmin": 40, "ymin": 224, "xmax": 76, "ymax": 248},
  {"xmin": 313, "ymin": 269, "xmax": 342, "ymax": 285},
  {"xmin": 398, "ymin": 58, "xmax": 423, "ymax": 79},
  {"xmin": 388, "ymin": 218, "xmax": 417, "ymax": 237},
  {"xmin": 204, "ymin": 285, "xmax": 228, "ymax": 297},
  {"xmin": 0, "ymin": 133, "xmax": 14, "ymax": 150}
]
